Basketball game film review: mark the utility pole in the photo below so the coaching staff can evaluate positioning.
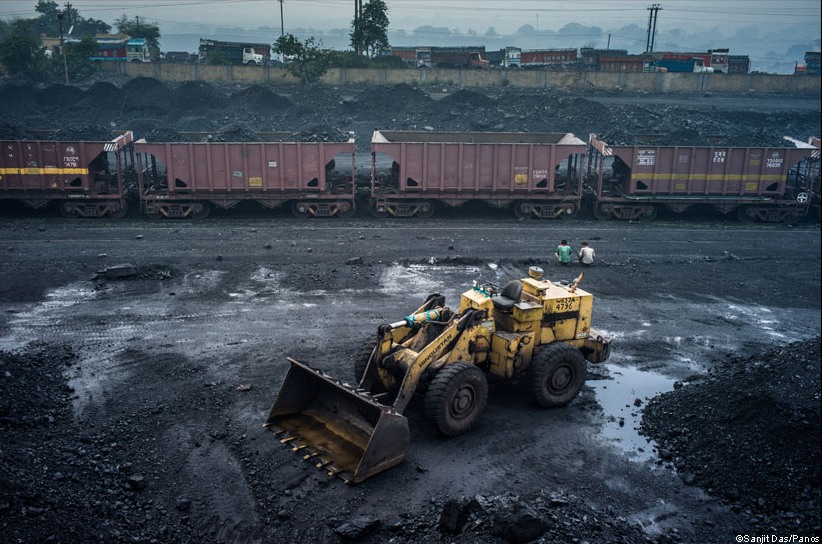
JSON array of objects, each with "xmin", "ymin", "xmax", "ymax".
[
  {"xmin": 353, "ymin": 0, "xmax": 360, "ymax": 55},
  {"xmin": 57, "ymin": 12, "xmax": 69, "ymax": 84},
  {"xmin": 645, "ymin": 4, "xmax": 661, "ymax": 53},
  {"xmin": 279, "ymin": 0, "xmax": 284, "ymax": 38}
]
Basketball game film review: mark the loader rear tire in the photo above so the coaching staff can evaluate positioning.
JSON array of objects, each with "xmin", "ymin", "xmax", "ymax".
[
  {"xmin": 424, "ymin": 363, "xmax": 488, "ymax": 437},
  {"xmin": 528, "ymin": 343, "xmax": 586, "ymax": 408}
]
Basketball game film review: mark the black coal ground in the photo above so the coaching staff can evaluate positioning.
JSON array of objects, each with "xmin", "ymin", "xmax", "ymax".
[{"xmin": 0, "ymin": 74, "xmax": 820, "ymax": 544}]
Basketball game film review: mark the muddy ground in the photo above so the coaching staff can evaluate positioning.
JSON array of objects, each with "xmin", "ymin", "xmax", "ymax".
[{"xmin": 0, "ymin": 76, "xmax": 820, "ymax": 543}]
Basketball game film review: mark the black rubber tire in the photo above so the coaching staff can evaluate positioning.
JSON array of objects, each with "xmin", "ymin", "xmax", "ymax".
[
  {"xmin": 353, "ymin": 337, "xmax": 378, "ymax": 384},
  {"xmin": 527, "ymin": 343, "xmax": 587, "ymax": 408},
  {"xmin": 424, "ymin": 362, "xmax": 488, "ymax": 437}
]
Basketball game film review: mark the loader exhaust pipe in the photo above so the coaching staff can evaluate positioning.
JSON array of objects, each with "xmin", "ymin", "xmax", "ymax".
[{"xmin": 264, "ymin": 358, "xmax": 410, "ymax": 484}]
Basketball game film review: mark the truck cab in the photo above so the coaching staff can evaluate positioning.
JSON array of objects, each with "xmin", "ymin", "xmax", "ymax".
[{"xmin": 242, "ymin": 47, "xmax": 263, "ymax": 65}]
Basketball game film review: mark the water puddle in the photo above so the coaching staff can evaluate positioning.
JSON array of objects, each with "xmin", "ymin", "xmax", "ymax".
[{"xmin": 589, "ymin": 363, "xmax": 676, "ymax": 462}]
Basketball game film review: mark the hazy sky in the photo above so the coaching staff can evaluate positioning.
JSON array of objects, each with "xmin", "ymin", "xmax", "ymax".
[{"xmin": 2, "ymin": 0, "xmax": 820, "ymax": 37}]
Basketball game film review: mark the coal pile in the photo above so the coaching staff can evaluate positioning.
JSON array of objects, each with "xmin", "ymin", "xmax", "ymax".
[
  {"xmin": 35, "ymin": 84, "xmax": 85, "ymax": 110},
  {"xmin": 172, "ymin": 80, "xmax": 228, "ymax": 111},
  {"xmin": 74, "ymin": 81, "xmax": 126, "ymax": 112},
  {"xmin": 142, "ymin": 128, "xmax": 186, "ymax": 142},
  {"xmin": 285, "ymin": 125, "xmax": 350, "ymax": 142},
  {"xmin": 0, "ymin": 123, "xmax": 30, "ymax": 140},
  {"xmin": 122, "ymin": 76, "xmax": 173, "ymax": 116},
  {"xmin": 229, "ymin": 84, "xmax": 293, "ymax": 113},
  {"xmin": 0, "ymin": 75, "xmax": 818, "ymax": 152},
  {"xmin": 640, "ymin": 338, "xmax": 821, "ymax": 535},
  {"xmin": 211, "ymin": 123, "xmax": 262, "ymax": 142},
  {"xmin": 346, "ymin": 83, "xmax": 433, "ymax": 114},
  {"xmin": 0, "ymin": 84, "xmax": 38, "ymax": 115},
  {"xmin": 49, "ymin": 125, "xmax": 118, "ymax": 141}
]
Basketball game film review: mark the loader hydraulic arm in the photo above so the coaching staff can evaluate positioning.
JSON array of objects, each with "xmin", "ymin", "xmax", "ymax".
[{"xmin": 391, "ymin": 309, "xmax": 486, "ymax": 413}]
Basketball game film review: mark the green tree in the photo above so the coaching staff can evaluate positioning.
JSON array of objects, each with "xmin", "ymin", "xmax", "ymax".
[
  {"xmin": 35, "ymin": 1, "xmax": 110, "ymax": 39},
  {"xmin": 114, "ymin": 15, "xmax": 160, "ymax": 59},
  {"xmin": 0, "ymin": 18, "xmax": 49, "ymax": 78},
  {"xmin": 273, "ymin": 34, "xmax": 330, "ymax": 85},
  {"xmin": 350, "ymin": 0, "xmax": 389, "ymax": 57}
]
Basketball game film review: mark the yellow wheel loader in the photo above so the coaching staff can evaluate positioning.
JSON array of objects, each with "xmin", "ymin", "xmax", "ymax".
[{"xmin": 264, "ymin": 267, "xmax": 611, "ymax": 483}]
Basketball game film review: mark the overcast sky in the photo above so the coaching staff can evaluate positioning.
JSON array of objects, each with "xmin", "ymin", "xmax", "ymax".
[{"xmin": 2, "ymin": 0, "xmax": 820, "ymax": 37}]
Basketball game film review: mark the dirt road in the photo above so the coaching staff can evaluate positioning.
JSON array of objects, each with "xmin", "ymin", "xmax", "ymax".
[{"xmin": 1, "ymin": 213, "xmax": 819, "ymax": 543}]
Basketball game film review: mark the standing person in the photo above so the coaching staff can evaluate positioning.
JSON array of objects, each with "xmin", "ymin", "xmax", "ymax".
[
  {"xmin": 555, "ymin": 240, "xmax": 572, "ymax": 265},
  {"xmin": 578, "ymin": 241, "xmax": 595, "ymax": 266}
]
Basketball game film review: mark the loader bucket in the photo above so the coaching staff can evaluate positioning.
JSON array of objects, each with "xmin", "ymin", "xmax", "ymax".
[{"xmin": 264, "ymin": 358, "xmax": 410, "ymax": 484}]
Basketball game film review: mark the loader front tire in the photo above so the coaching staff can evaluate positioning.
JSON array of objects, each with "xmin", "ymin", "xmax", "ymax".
[
  {"xmin": 353, "ymin": 337, "xmax": 378, "ymax": 385},
  {"xmin": 528, "ymin": 343, "xmax": 586, "ymax": 408},
  {"xmin": 424, "ymin": 363, "xmax": 488, "ymax": 437}
]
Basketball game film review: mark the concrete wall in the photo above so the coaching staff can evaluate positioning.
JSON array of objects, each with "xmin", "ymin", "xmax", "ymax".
[{"xmin": 100, "ymin": 62, "xmax": 821, "ymax": 96}]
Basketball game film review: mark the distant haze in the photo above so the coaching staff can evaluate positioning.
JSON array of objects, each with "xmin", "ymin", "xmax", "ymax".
[{"xmin": 2, "ymin": 0, "xmax": 820, "ymax": 73}]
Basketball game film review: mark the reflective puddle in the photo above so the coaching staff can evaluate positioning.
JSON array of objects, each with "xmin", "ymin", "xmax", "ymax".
[{"xmin": 589, "ymin": 364, "xmax": 676, "ymax": 462}]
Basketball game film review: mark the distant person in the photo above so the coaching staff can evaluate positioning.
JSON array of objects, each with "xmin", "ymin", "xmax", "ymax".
[
  {"xmin": 555, "ymin": 240, "xmax": 572, "ymax": 265},
  {"xmin": 578, "ymin": 241, "xmax": 595, "ymax": 266}
]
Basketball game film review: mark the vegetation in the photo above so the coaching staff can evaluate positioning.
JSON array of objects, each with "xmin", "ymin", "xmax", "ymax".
[
  {"xmin": 0, "ymin": 19, "xmax": 50, "ymax": 78},
  {"xmin": 0, "ymin": 2, "xmax": 159, "ymax": 82},
  {"xmin": 350, "ymin": 0, "xmax": 390, "ymax": 57},
  {"xmin": 273, "ymin": 34, "xmax": 330, "ymax": 85}
]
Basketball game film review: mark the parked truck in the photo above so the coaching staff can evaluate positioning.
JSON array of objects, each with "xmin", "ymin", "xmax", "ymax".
[
  {"xmin": 654, "ymin": 58, "xmax": 714, "ymax": 73},
  {"xmin": 198, "ymin": 39, "xmax": 269, "ymax": 65}
]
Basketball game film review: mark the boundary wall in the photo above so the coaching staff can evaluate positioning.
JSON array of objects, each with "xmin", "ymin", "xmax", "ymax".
[{"xmin": 101, "ymin": 63, "xmax": 821, "ymax": 96}]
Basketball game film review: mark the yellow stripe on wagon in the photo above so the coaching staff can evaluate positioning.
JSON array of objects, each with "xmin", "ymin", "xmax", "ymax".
[{"xmin": 0, "ymin": 167, "xmax": 89, "ymax": 175}]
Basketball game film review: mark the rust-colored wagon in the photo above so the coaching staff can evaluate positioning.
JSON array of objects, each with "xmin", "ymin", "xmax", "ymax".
[
  {"xmin": 0, "ymin": 131, "xmax": 134, "ymax": 218},
  {"xmin": 134, "ymin": 132, "xmax": 356, "ymax": 218},
  {"xmin": 588, "ymin": 134, "xmax": 820, "ymax": 222},
  {"xmin": 369, "ymin": 130, "xmax": 587, "ymax": 219}
]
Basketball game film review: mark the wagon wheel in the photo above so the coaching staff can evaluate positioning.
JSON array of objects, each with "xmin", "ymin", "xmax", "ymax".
[
  {"xmin": 58, "ymin": 202, "xmax": 78, "ymax": 218},
  {"xmin": 109, "ymin": 200, "xmax": 129, "ymax": 220},
  {"xmin": 369, "ymin": 200, "xmax": 391, "ymax": 219},
  {"xmin": 424, "ymin": 363, "xmax": 488, "ymax": 436},
  {"xmin": 336, "ymin": 201, "xmax": 356, "ymax": 219},
  {"xmin": 415, "ymin": 200, "xmax": 436, "ymax": 219},
  {"xmin": 290, "ymin": 201, "xmax": 309, "ymax": 218},
  {"xmin": 558, "ymin": 204, "xmax": 578, "ymax": 220},
  {"xmin": 643, "ymin": 205, "xmax": 658, "ymax": 221},
  {"xmin": 527, "ymin": 343, "xmax": 586, "ymax": 408},
  {"xmin": 513, "ymin": 202, "xmax": 531, "ymax": 219},
  {"xmin": 736, "ymin": 206, "xmax": 755, "ymax": 224},
  {"xmin": 191, "ymin": 202, "xmax": 211, "ymax": 219},
  {"xmin": 592, "ymin": 204, "xmax": 612, "ymax": 221}
]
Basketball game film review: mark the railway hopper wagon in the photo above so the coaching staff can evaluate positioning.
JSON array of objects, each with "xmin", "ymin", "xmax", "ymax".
[
  {"xmin": 135, "ymin": 133, "xmax": 356, "ymax": 218},
  {"xmin": 370, "ymin": 131, "xmax": 587, "ymax": 219},
  {"xmin": 0, "ymin": 132, "xmax": 134, "ymax": 218},
  {"xmin": 588, "ymin": 134, "xmax": 820, "ymax": 222}
]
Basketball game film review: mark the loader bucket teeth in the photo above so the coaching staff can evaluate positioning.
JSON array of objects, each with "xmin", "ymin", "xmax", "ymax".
[{"xmin": 265, "ymin": 358, "xmax": 410, "ymax": 484}]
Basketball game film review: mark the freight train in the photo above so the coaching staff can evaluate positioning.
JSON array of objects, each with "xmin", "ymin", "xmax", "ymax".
[{"xmin": 1, "ymin": 130, "xmax": 818, "ymax": 222}]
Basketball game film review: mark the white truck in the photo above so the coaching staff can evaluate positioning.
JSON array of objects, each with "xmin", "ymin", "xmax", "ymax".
[{"xmin": 198, "ymin": 39, "xmax": 268, "ymax": 66}]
